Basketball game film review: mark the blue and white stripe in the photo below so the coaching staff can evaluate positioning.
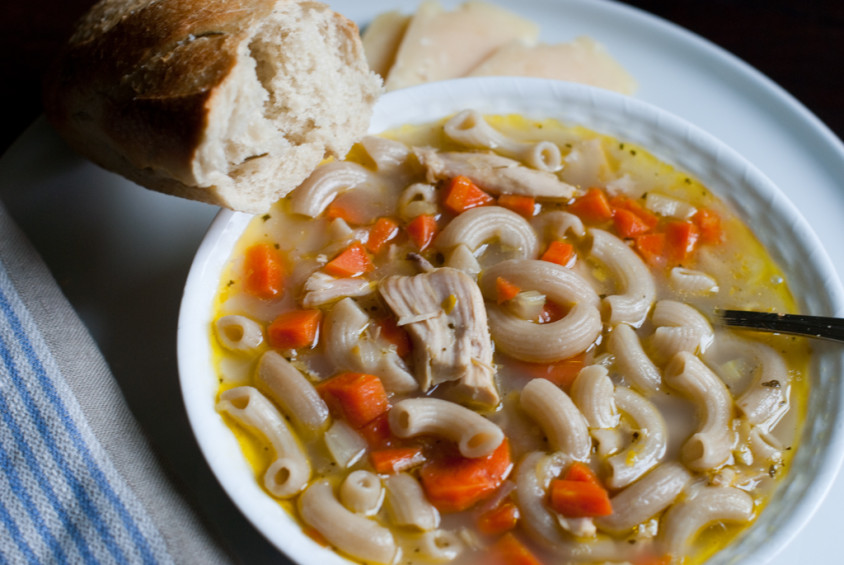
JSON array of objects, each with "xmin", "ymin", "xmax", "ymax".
[{"xmin": 0, "ymin": 261, "xmax": 173, "ymax": 565}]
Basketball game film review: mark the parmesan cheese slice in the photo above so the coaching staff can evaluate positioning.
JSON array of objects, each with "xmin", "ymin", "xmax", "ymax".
[
  {"xmin": 383, "ymin": 0, "xmax": 539, "ymax": 91},
  {"xmin": 361, "ymin": 10, "xmax": 411, "ymax": 78},
  {"xmin": 467, "ymin": 36, "xmax": 637, "ymax": 95}
]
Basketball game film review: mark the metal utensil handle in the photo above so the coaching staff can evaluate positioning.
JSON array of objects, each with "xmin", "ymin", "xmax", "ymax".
[{"xmin": 721, "ymin": 310, "xmax": 844, "ymax": 343}]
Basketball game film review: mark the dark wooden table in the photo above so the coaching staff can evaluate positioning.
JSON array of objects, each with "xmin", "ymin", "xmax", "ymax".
[{"xmin": 2, "ymin": 0, "xmax": 842, "ymax": 156}]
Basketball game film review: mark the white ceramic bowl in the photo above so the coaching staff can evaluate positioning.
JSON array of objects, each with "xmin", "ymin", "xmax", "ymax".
[{"xmin": 177, "ymin": 77, "xmax": 844, "ymax": 565}]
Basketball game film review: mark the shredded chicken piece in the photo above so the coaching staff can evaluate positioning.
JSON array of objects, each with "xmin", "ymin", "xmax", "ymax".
[
  {"xmin": 379, "ymin": 268, "xmax": 498, "ymax": 408},
  {"xmin": 413, "ymin": 147, "xmax": 576, "ymax": 199}
]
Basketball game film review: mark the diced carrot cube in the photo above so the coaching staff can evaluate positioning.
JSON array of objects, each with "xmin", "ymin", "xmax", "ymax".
[
  {"xmin": 665, "ymin": 220, "xmax": 700, "ymax": 262},
  {"xmin": 496, "ymin": 277, "xmax": 521, "ymax": 304},
  {"xmin": 568, "ymin": 188, "xmax": 613, "ymax": 223},
  {"xmin": 366, "ymin": 217, "xmax": 400, "ymax": 253},
  {"xmin": 375, "ymin": 316, "xmax": 412, "ymax": 358},
  {"xmin": 371, "ymin": 446, "xmax": 426, "ymax": 474},
  {"xmin": 243, "ymin": 243, "xmax": 286, "ymax": 299},
  {"xmin": 317, "ymin": 372, "xmax": 389, "ymax": 429},
  {"xmin": 613, "ymin": 208, "xmax": 652, "ymax": 238},
  {"xmin": 324, "ymin": 242, "xmax": 373, "ymax": 278},
  {"xmin": 692, "ymin": 208, "xmax": 722, "ymax": 244},
  {"xmin": 537, "ymin": 300, "xmax": 568, "ymax": 323},
  {"xmin": 635, "ymin": 233, "xmax": 667, "ymax": 267},
  {"xmin": 549, "ymin": 479, "xmax": 612, "ymax": 518},
  {"xmin": 406, "ymin": 214, "xmax": 438, "ymax": 250},
  {"xmin": 610, "ymin": 195, "xmax": 659, "ymax": 230},
  {"xmin": 540, "ymin": 241, "xmax": 575, "ymax": 267},
  {"xmin": 498, "ymin": 194, "xmax": 537, "ymax": 217},
  {"xmin": 358, "ymin": 412, "xmax": 395, "ymax": 449},
  {"xmin": 420, "ymin": 439, "xmax": 511, "ymax": 513},
  {"xmin": 563, "ymin": 462, "xmax": 603, "ymax": 486},
  {"xmin": 443, "ymin": 175, "xmax": 494, "ymax": 215},
  {"xmin": 478, "ymin": 500, "xmax": 520, "ymax": 535},
  {"xmin": 486, "ymin": 533, "xmax": 543, "ymax": 565},
  {"xmin": 267, "ymin": 309, "xmax": 322, "ymax": 349}
]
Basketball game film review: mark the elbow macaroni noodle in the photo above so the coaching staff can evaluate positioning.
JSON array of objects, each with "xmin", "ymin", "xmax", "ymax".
[
  {"xmin": 290, "ymin": 161, "xmax": 372, "ymax": 218},
  {"xmin": 571, "ymin": 364, "xmax": 619, "ymax": 430},
  {"xmin": 596, "ymin": 462, "xmax": 692, "ymax": 535},
  {"xmin": 588, "ymin": 228, "xmax": 656, "ymax": 326},
  {"xmin": 256, "ymin": 350, "xmax": 330, "ymax": 434},
  {"xmin": 480, "ymin": 259, "xmax": 602, "ymax": 363},
  {"xmin": 444, "ymin": 109, "xmax": 563, "ymax": 172},
  {"xmin": 384, "ymin": 473, "xmax": 441, "ymax": 531},
  {"xmin": 520, "ymin": 378, "xmax": 592, "ymax": 460},
  {"xmin": 360, "ymin": 135, "xmax": 411, "ymax": 171},
  {"xmin": 605, "ymin": 387, "xmax": 668, "ymax": 489},
  {"xmin": 214, "ymin": 314, "xmax": 264, "ymax": 352},
  {"xmin": 209, "ymin": 111, "xmax": 810, "ymax": 565},
  {"xmin": 216, "ymin": 386, "xmax": 310, "ymax": 498},
  {"xmin": 299, "ymin": 479, "xmax": 399, "ymax": 564},
  {"xmin": 607, "ymin": 322, "xmax": 663, "ymax": 395},
  {"xmin": 660, "ymin": 486, "xmax": 754, "ymax": 558},
  {"xmin": 341, "ymin": 470, "xmax": 384, "ymax": 516},
  {"xmin": 664, "ymin": 352, "xmax": 735, "ymax": 472},
  {"xmin": 388, "ymin": 398, "xmax": 504, "ymax": 458},
  {"xmin": 323, "ymin": 297, "xmax": 418, "ymax": 393},
  {"xmin": 435, "ymin": 205, "xmax": 540, "ymax": 259}
]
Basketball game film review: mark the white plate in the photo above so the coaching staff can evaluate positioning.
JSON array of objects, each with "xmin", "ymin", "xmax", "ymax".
[{"xmin": 2, "ymin": 1, "xmax": 843, "ymax": 563}]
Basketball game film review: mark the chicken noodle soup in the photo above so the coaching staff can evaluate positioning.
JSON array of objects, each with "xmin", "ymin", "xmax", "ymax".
[{"xmin": 211, "ymin": 111, "xmax": 809, "ymax": 565}]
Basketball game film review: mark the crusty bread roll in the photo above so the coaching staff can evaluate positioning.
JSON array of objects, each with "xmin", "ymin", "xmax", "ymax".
[{"xmin": 43, "ymin": 0, "xmax": 382, "ymax": 213}]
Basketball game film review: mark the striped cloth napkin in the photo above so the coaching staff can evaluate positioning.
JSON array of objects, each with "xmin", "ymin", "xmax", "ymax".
[{"xmin": 0, "ymin": 200, "xmax": 232, "ymax": 564}]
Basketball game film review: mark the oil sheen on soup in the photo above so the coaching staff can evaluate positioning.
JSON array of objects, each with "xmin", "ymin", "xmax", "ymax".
[{"xmin": 210, "ymin": 111, "xmax": 809, "ymax": 565}]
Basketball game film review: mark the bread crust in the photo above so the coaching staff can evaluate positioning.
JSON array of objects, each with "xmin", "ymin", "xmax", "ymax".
[{"xmin": 43, "ymin": 0, "xmax": 381, "ymax": 212}]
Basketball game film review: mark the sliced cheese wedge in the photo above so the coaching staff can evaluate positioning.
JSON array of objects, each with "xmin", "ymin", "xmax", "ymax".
[
  {"xmin": 467, "ymin": 36, "xmax": 637, "ymax": 95},
  {"xmin": 384, "ymin": 0, "xmax": 539, "ymax": 91},
  {"xmin": 362, "ymin": 10, "xmax": 411, "ymax": 78}
]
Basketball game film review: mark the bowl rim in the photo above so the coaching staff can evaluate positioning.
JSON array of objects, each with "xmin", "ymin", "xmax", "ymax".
[{"xmin": 177, "ymin": 76, "xmax": 844, "ymax": 565}]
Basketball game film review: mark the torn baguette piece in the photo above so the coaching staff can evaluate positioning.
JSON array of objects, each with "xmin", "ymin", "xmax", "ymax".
[{"xmin": 43, "ymin": 0, "xmax": 383, "ymax": 213}]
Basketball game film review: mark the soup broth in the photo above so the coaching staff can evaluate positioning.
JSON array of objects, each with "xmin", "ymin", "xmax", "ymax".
[{"xmin": 210, "ymin": 112, "xmax": 809, "ymax": 565}]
